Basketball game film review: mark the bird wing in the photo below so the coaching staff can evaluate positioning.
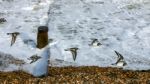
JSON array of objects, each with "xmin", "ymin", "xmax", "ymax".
[
  {"xmin": 91, "ymin": 39, "xmax": 97, "ymax": 45},
  {"xmin": 114, "ymin": 51, "xmax": 124, "ymax": 59},
  {"xmin": 28, "ymin": 55, "xmax": 41, "ymax": 64},
  {"xmin": 30, "ymin": 57, "xmax": 41, "ymax": 64},
  {"xmin": 11, "ymin": 35, "xmax": 15, "ymax": 46},
  {"xmin": 71, "ymin": 50, "xmax": 77, "ymax": 61},
  {"xmin": 30, "ymin": 60, "xmax": 35, "ymax": 64},
  {"xmin": 114, "ymin": 51, "xmax": 125, "ymax": 64}
]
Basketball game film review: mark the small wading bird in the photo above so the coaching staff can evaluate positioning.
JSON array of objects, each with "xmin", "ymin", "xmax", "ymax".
[
  {"xmin": 28, "ymin": 55, "xmax": 41, "ymax": 64},
  {"xmin": 7, "ymin": 32, "xmax": 20, "ymax": 46},
  {"xmin": 112, "ymin": 51, "xmax": 127, "ymax": 67},
  {"xmin": 89, "ymin": 39, "xmax": 102, "ymax": 47},
  {"xmin": 65, "ymin": 47, "xmax": 78, "ymax": 61}
]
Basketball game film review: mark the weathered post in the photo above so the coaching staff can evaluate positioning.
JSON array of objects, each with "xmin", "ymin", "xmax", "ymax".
[
  {"xmin": 37, "ymin": 26, "xmax": 48, "ymax": 49},
  {"xmin": 28, "ymin": 26, "xmax": 50, "ymax": 77}
]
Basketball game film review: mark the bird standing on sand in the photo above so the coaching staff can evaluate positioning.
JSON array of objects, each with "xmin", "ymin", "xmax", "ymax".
[
  {"xmin": 28, "ymin": 55, "xmax": 41, "ymax": 64},
  {"xmin": 112, "ymin": 51, "xmax": 127, "ymax": 67},
  {"xmin": 65, "ymin": 47, "xmax": 78, "ymax": 61},
  {"xmin": 89, "ymin": 39, "xmax": 102, "ymax": 47},
  {"xmin": 7, "ymin": 32, "xmax": 20, "ymax": 46}
]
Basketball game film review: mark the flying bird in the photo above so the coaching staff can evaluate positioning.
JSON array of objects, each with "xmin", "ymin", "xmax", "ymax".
[
  {"xmin": 7, "ymin": 32, "xmax": 20, "ymax": 46},
  {"xmin": 65, "ymin": 47, "xmax": 78, "ymax": 61},
  {"xmin": 0, "ymin": 18, "xmax": 6, "ymax": 23},
  {"xmin": 112, "ymin": 51, "xmax": 127, "ymax": 67},
  {"xmin": 28, "ymin": 55, "xmax": 41, "ymax": 64},
  {"xmin": 89, "ymin": 39, "xmax": 102, "ymax": 47}
]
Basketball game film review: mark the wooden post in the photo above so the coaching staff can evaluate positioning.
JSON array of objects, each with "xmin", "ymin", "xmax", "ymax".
[{"xmin": 37, "ymin": 26, "xmax": 48, "ymax": 49}]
